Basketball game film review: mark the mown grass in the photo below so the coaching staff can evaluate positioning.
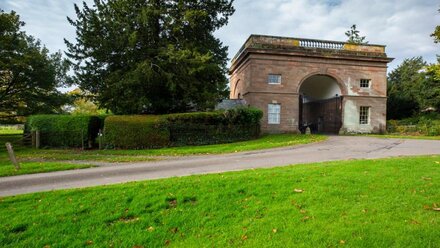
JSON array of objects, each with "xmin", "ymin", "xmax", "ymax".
[
  {"xmin": 0, "ymin": 162, "xmax": 94, "ymax": 177},
  {"xmin": 0, "ymin": 156, "xmax": 439, "ymax": 247},
  {"xmin": 0, "ymin": 131, "xmax": 326, "ymax": 176}
]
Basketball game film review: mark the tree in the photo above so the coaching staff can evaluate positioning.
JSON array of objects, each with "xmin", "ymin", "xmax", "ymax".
[
  {"xmin": 345, "ymin": 24, "xmax": 368, "ymax": 44},
  {"xmin": 65, "ymin": 0, "xmax": 235, "ymax": 114},
  {"xmin": 432, "ymin": 8, "xmax": 440, "ymax": 43},
  {"xmin": 67, "ymin": 88, "xmax": 110, "ymax": 115},
  {"xmin": 422, "ymin": 58, "xmax": 440, "ymax": 112},
  {"xmin": 0, "ymin": 10, "xmax": 71, "ymax": 119},
  {"xmin": 387, "ymin": 57, "xmax": 440, "ymax": 119}
]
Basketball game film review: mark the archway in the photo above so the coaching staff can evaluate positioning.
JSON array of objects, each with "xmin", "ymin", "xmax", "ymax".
[{"xmin": 298, "ymin": 74, "xmax": 343, "ymax": 134}]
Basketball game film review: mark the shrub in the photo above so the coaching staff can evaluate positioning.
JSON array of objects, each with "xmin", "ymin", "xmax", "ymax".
[
  {"xmin": 25, "ymin": 115, "xmax": 102, "ymax": 148},
  {"xmin": 165, "ymin": 107, "xmax": 263, "ymax": 146},
  {"xmin": 387, "ymin": 115, "xmax": 440, "ymax": 136},
  {"xmin": 104, "ymin": 115, "xmax": 169, "ymax": 149}
]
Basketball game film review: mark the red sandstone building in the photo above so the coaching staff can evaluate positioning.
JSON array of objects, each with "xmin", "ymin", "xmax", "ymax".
[{"xmin": 229, "ymin": 35, "xmax": 393, "ymax": 134}]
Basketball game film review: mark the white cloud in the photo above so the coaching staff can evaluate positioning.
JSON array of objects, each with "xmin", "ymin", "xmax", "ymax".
[
  {"xmin": 215, "ymin": 0, "xmax": 440, "ymax": 70},
  {"xmin": 1, "ymin": 0, "xmax": 439, "ymax": 72},
  {"xmin": 1, "ymin": 0, "xmax": 93, "ymax": 53}
]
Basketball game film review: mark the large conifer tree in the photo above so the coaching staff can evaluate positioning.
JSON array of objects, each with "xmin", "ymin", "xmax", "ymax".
[{"xmin": 65, "ymin": 0, "xmax": 234, "ymax": 114}]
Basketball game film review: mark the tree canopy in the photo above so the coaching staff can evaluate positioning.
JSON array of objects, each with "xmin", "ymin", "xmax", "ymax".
[
  {"xmin": 432, "ymin": 8, "xmax": 440, "ymax": 43},
  {"xmin": 0, "ymin": 9, "xmax": 71, "ymax": 120},
  {"xmin": 65, "ymin": 0, "xmax": 235, "ymax": 115},
  {"xmin": 345, "ymin": 24, "xmax": 368, "ymax": 44},
  {"xmin": 387, "ymin": 57, "xmax": 440, "ymax": 119}
]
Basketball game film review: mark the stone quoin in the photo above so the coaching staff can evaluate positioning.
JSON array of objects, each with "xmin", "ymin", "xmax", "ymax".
[{"xmin": 229, "ymin": 35, "xmax": 394, "ymax": 134}]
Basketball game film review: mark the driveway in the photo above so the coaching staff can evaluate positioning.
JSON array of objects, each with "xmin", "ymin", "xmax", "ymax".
[{"xmin": 1, "ymin": 136, "xmax": 440, "ymax": 197}]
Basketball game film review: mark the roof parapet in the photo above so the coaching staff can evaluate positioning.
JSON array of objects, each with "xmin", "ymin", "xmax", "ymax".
[{"xmin": 231, "ymin": 34, "xmax": 388, "ymax": 65}]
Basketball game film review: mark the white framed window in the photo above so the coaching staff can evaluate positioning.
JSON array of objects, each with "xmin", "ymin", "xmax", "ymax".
[
  {"xmin": 360, "ymin": 79, "xmax": 370, "ymax": 88},
  {"xmin": 359, "ymin": 106, "xmax": 370, "ymax": 125},
  {"xmin": 268, "ymin": 74, "xmax": 282, "ymax": 84},
  {"xmin": 268, "ymin": 104, "xmax": 281, "ymax": 124}
]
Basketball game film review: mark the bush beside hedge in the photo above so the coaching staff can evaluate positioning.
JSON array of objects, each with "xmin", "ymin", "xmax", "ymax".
[
  {"xmin": 25, "ymin": 115, "xmax": 102, "ymax": 148},
  {"xmin": 165, "ymin": 107, "xmax": 263, "ymax": 146},
  {"xmin": 103, "ymin": 115, "xmax": 169, "ymax": 149}
]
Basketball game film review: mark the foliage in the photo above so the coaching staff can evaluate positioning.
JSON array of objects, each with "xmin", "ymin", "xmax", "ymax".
[
  {"xmin": 387, "ymin": 57, "xmax": 440, "ymax": 119},
  {"xmin": 0, "ymin": 156, "xmax": 439, "ymax": 247},
  {"xmin": 165, "ymin": 107, "xmax": 263, "ymax": 146},
  {"xmin": 65, "ymin": 0, "xmax": 235, "ymax": 114},
  {"xmin": 103, "ymin": 115, "xmax": 169, "ymax": 149},
  {"xmin": 387, "ymin": 113, "xmax": 440, "ymax": 136},
  {"xmin": 25, "ymin": 115, "xmax": 102, "ymax": 148},
  {"xmin": 103, "ymin": 108, "xmax": 262, "ymax": 149},
  {"xmin": 0, "ymin": 10, "xmax": 71, "ymax": 119},
  {"xmin": 432, "ymin": 8, "xmax": 440, "ymax": 43},
  {"xmin": 67, "ymin": 88, "xmax": 111, "ymax": 115},
  {"xmin": 345, "ymin": 24, "xmax": 368, "ymax": 44}
]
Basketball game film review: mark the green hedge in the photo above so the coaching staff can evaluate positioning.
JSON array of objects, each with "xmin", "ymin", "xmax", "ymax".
[
  {"xmin": 25, "ymin": 115, "xmax": 102, "ymax": 148},
  {"xmin": 103, "ymin": 115, "xmax": 169, "ymax": 149},
  {"xmin": 24, "ymin": 108, "xmax": 263, "ymax": 149},
  {"xmin": 165, "ymin": 107, "xmax": 263, "ymax": 146}
]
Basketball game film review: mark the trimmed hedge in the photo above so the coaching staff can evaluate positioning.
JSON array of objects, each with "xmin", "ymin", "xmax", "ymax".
[
  {"xmin": 25, "ymin": 115, "xmax": 102, "ymax": 148},
  {"xmin": 165, "ymin": 107, "xmax": 263, "ymax": 146},
  {"xmin": 24, "ymin": 108, "xmax": 263, "ymax": 149},
  {"xmin": 104, "ymin": 115, "xmax": 169, "ymax": 149}
]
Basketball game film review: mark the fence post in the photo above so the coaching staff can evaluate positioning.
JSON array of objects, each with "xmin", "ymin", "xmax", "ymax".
[
  {"xmin": 35, "ymin": 130, "xmax": 40, "ymax": 149},
  {"xmin": 5, "ymin": 142, "xmax": 20, "ymax": 170}
]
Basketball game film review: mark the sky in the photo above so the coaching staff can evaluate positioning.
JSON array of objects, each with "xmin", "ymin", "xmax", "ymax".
[{"xmin": 1, "ymin": 0, "xmax": 439, "ymax": 74}]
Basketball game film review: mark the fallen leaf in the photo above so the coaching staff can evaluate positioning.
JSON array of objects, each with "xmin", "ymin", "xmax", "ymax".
[
  {"xmin": 294, "ymin": 189, "xmax": 304, "ymax": 193},
  {"xmin": 241, "ymin": 235, "xmax": 248, "ymax": 240},
  {"xmin": 422, "ymin": 177, "xmax": 432, "ymax": 181},
  {"xmin": 410, "ymin": 219, "xmax": 421, "ymax": 225},
  {"xmin": 85, "ymin": 240, "xmax": 93, "ymax": 245},
  {"xmin": 433, "ymin": 208, "xmax": 440, "ymax": 211},
  {"xmin": 272, "ymin": 228, "xmax": 277, "ymax": 233},
  {"xmin": 340, "ymin": 240, "xmax": 346, "ymax": 244},
  {"xmin": 301, "ymin": 216, "xmax": 310, "ymax": 222},
  {"xmin": 170, "ymin": 227, "xmax": 179, "ymax": 234},
  {"xmin": 435, "ymin": 161, "xmax": 439, "ymax": 164},
  {"xmin": 147, "ymin": 226, "xmax": 154, "ymax": 232}
]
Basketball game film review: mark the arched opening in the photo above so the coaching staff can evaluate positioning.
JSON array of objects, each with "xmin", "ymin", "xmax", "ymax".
[
  {"xmin": 232, "ymin": 80, "xmax": 241, "ymax": 99},
  {"xmin": 299, "ymin": 75, "xmax": 343, "ymax": 134}
]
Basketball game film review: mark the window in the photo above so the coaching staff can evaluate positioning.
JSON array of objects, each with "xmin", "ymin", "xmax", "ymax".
[
  {"xmin": 268, "ymin": 104, "xmax": 281, "ymax": 124},
  {"xmin": 360, "ymin": 79, "xmax": 370, "ymax": 88},
  {"xmin": 268, "ymin": 74, "xmax": 282, "ymax": 84},
  {"xmin": 359, "ymin": 106, "xmax": 370, "ymax": 124}
]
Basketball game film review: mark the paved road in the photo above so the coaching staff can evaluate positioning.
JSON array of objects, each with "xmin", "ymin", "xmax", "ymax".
[{"xmin": 1, "ymin": 136, "xmax": 440, "ymax": 197}]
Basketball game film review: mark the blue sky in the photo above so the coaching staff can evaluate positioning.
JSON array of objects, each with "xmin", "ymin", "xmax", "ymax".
[{"xmin": 2, "ymin": 0, "xmax": 439, "ymax": 73}]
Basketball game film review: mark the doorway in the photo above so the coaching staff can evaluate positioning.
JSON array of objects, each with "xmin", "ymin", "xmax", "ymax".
[{"xmin": 299, "ymin": 75, "xmax": 343, "ymax": 134}]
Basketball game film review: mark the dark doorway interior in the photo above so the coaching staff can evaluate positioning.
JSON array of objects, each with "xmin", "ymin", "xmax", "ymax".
[
  {"xmin": 299, "ymin": 75, "xmax": 343, "ymax": 134},
  {"xmin": 300, "ymin": 96, "xmax": 342, "ymax": 134}
]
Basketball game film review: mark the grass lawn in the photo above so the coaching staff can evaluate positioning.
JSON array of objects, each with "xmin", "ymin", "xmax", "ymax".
[
  {"xmin": 0, "ymin": 131, "xmax": 326, "ymax": 177},
  {"xmin": 0, "ymin": 161, "xmax": 94, "ymax": 177},
  {"xmin": 0, "ymin": 156, "xmax": 439, "ymax": 247}
]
